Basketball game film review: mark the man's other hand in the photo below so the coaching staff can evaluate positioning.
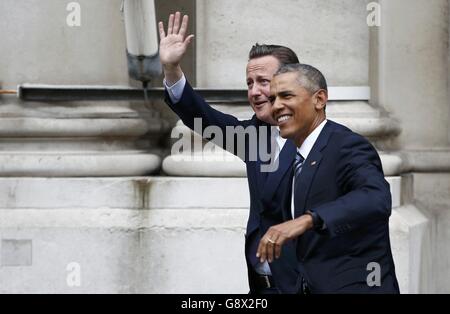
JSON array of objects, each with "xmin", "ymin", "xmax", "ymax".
[{"xmin": 256, "ymin": 214, "xmax": 313, "ymax": 263}]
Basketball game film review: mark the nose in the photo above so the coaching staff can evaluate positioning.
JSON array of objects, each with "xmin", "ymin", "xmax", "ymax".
[
  {"xmin": 272, "ymin": 97, "xmax": 283, "ymax": 111},
  {"xmin": 272, "ymin": 97, "xmax": 282, "ymax": 117},
  {"xmin": 249, "ymin": 83, "xmax": 262, "ymax": 98}
]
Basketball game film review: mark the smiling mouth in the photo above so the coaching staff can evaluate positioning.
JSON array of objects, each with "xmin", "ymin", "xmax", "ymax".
[{"xmin": 277, "ymin": 114, "xmax": 293, "ymax": 124}]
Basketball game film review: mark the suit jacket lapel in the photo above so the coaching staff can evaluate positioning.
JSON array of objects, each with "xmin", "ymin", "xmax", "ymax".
[
  {"xmin": 260, "ymin": 139, "xmax": 297, "ymax": 210},
  {"xmin": 294, "ymin": 121, "xmax": 335, "ymax": 217},
  {"xmin": 294, "ymin": 150, "xmax": 323, "ymax": 217}
]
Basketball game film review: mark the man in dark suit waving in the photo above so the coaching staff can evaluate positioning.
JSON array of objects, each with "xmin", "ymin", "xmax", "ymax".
[
  {"xmin": 257, "ymin": 63, "xmax": 400, "ymax": 294},
  {"xmin": 159, "ymin": 12, "xmax": 300, "ymax": 293}
]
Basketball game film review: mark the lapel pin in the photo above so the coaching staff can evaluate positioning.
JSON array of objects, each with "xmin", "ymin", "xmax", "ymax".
[{"xmin": 311, "ymin": 161, "xmax": 317, "ymax": 166}]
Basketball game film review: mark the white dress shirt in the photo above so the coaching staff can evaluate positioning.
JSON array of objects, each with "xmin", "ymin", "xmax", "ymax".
[
  {"xmin": 291, "ymin": 119, "xmax": 328, "ymax": 219},
  {"xmin": 164, "ymin": 75, "xmax": 187, "ymax": 104}
]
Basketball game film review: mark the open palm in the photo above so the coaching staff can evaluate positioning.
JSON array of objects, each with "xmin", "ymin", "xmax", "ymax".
[{"xmin": 159, "ymin": 12, "xmax": 194, "ymax": 66}]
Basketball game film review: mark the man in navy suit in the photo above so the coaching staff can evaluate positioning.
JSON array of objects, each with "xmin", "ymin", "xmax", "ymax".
[
  {"xmin": 257, "ymin": 63, "xmax": 400, "ymax": 293},
  {"xmin": 158, "ymin": 12, "xmax": 300, "ymax": 293}
]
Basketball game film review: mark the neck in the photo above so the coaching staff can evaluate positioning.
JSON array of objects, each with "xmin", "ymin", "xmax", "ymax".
[{"xmin": 294, "ymin": 115, "xmax": 326, "ymax": 148}]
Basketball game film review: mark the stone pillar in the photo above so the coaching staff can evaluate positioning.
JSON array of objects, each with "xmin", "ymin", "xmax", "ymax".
[
  {"xmin": 371, "ymin": 0, "xmax": 450, "ymax": 293},
  {"xmin": 375, "ymin": 0, "xmax": 449, "ymax": 150},
  {"xmin": 0, "ymin": 0, "xmax": 167, "ymax": 176}
]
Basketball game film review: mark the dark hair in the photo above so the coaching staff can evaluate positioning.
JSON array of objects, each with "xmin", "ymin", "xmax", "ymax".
[
  {"xmin": 276, "ymin": 63, "xmax": 328, "ymax": 94},
  {"xmin": 248, "ymin": 44, "xmax": 299, "ymax": 66}
]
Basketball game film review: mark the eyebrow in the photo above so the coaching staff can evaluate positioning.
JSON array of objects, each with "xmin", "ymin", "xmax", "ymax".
[
  {"xmin": 249, "ymin": 74, "xmax": 271, "ymax": 80},
  {"xmin": 277, "ymin": 90, "xmax": 294, "ymax": 97},
  {"xmin": 269, "ymin": 90, "xmax": 294, "ymax": 100}
]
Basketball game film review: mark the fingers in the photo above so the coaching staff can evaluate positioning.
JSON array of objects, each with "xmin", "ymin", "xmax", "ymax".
[
  {"xmin": 158, "ymin": 21, "xmax": 166, "ymax": 39},
  {"xmin": 184, "ymin": 34, "xmax": 195, "ymax": 47},
  {"xmin": 167, "ymin": 13, "xmax": 174, "ymax": 35},
  {"xmin": 179, "ymin": 15, "xmax": 189, "ymax": 37},
  {"xmin": 266, "ymin": 235, "xmax": 279, "ymax": 263},
  {"xmin": 256, "ymin": 229, "xmax": 287, "ymax": 264},
  {"xmin": 165, "ymin": 12, "xmax": 190, "ymax": 38},
  {"xmin": 256, "ymin": 234, "xmax": 277, "ymax": 263},
  {"xmin": 274, "ymin": 236, "xmax": 284, "ymax": 259},
  {"xmin": 256, "ymin": 237, "xmax": 268, "ymax": 264},
  {"xmin": 173, "ymin": 11, "xmax": 181, "ymax": 34}
]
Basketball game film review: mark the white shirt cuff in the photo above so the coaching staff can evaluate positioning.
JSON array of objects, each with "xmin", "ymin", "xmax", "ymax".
[{"xmin": 163, "ymin": 74, "xmax": 186, "ymax": 104}]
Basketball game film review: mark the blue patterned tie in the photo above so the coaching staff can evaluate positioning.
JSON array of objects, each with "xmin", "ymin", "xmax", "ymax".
[
  {"xmin": 293, "ymin": 151, "xmax": 305, "ymax": 218},
  {"xmin": 294, "ymin": 151, "xmax": 305, "ymax": 179}
]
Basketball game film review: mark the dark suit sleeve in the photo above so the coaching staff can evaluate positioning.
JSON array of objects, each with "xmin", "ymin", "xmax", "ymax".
[
  {"xmin": 312, "ymin": 133, "xmax": 392, "ymax": 238},
  {"xmin": 164, "ymin": 81, "xmax": 257, "ymax": 160}
]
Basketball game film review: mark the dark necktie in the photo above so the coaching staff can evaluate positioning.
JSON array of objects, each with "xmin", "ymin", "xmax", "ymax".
[
  {"xmin": 293, "ymin": 151, "xmax": 305, "ymax": 217},
  {"xmin": 294, "ymin": 151, "xmax": 305, "ymax": 180}
]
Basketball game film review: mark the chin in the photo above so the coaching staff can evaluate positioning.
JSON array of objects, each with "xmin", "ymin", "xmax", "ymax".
[
  {"xmin": 279, "ymin": 128, "xmax": 293, "ymax": 140},
  {"xmin": 278, "ymin": 128, "xmax": 288, "ymax": 139},
  {"xmin": 256, "ymin": 112, "xmax": 275, "ymax": 125}
]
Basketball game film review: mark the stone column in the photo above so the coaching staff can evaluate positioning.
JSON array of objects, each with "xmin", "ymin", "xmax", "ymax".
[
  {"xmin": 376, "ymin": 0, "xmax": 449, "ymax": 150},
  {"xmin": 372, "ymin": 0, "xmax": 450, "ymax": 293}
]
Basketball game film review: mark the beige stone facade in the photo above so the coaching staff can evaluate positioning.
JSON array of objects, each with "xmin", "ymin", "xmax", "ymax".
[{"xmin": 0, "ymin": 0, "xmax": 449, "ymax": 293}]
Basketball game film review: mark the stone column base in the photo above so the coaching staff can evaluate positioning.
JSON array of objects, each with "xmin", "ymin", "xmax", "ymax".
[{"xmin": 0, "ymin": 152, "xmax": 161, "ymax": 177}]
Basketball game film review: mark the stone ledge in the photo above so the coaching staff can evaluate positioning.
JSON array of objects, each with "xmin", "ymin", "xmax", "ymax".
[
  {"xmin": 0, "ymin": 176, "xmax": 402, "ymax": 209},
  {"xmin": 401, "ymin": 150, "xmax": 450, "ymax": 173},
  {"xmin": 0, "ymin": 117, "xmax": 166, "ymax": 137},
  {"xmin": 0, "ymin": 208, "xmax": 248, "ymax": 230},
  {"xmin": 163, "ymin": 151, "xmax": 404, "ymax": 177},
  {"xmin": 0, "ymin": 153, "xmax": 161, "ymax": 177}
]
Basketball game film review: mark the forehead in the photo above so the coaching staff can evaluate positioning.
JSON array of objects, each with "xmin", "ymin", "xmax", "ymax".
[
  {"xmin": 246, "ymin": 56, "xmax": 280, "ymax": 77},
  {"xmin": 270, "ymin": 72, "xmax": 300, "ymax": 91}
]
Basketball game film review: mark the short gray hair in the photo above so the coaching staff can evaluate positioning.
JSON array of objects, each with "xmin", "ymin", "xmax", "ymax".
[{"xmin": 275, "ymin": 63, "xmax": 328, "ymax": 94}]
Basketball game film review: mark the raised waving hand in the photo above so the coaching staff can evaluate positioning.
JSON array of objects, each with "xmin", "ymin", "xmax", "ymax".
[{"xmin": 159, "ymin": 12, "xmax": 194, "ymax": 84}]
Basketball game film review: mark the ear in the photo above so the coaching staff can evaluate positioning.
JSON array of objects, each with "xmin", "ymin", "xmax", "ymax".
[{"xmin": 314, "ymin": 89, "xmax": 328, "ymax": 110}]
